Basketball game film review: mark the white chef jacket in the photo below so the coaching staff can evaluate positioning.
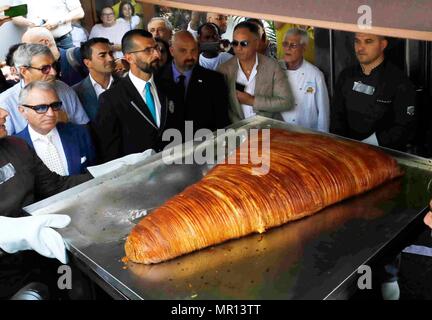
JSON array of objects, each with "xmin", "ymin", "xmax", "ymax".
[{"xmin": 280, "ymin": 59, "xmax": 330, "ymax": 132}]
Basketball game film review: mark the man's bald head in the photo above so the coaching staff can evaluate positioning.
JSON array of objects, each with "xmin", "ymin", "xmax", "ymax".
[
  {"xmin": 172, "ymin": 30, "xmax": 197, "ymax": 47},
  {"xmin": 22, "ymin": 27, "xmax": 60, "ymax": 60},
  {"xmin": 170, "ymin": 31, "xmax": 199, "ymax": 73}
]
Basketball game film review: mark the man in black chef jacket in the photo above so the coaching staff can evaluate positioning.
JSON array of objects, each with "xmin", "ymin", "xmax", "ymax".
[
  {"xmin": 0, "ymin": 107, "xmax": 91, "ymax": 299},
  {"xmin": 331, "ymin": 33, "xmax": 419, "ymax": 300},
  {"xmin": 330, "ymin": 32, "xmax": 417, "ymax": 152}
]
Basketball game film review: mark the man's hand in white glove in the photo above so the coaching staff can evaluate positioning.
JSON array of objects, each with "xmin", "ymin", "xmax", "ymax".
[{"xmin": 0, "ymin": 215, "xmax": 71, "ymax": 264}]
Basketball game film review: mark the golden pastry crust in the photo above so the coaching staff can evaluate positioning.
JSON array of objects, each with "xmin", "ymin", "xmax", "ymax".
[{"xmin": 125, "ymin": 129, "xmax": 403, "ymax": 264}]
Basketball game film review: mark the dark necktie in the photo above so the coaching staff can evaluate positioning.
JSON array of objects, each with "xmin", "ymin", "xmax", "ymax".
[{"xmin": 177, "ymin": 74, "xmax": 186, "ymax": 100}]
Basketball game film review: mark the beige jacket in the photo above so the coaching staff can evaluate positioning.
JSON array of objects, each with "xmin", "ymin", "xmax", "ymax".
[{"xmin": 217, "ymin": 54, "xmax": 293, "ymax": 123}]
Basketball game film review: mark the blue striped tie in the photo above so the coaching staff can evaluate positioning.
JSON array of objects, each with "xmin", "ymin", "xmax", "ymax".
[{"xmin": 144, "ymin": 82, "xmax": 157, "ymax": 123}]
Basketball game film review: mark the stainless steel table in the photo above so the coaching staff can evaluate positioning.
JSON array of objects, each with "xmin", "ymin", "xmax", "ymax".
[{"xmin": 24, "ymin": 116, "xmax": 432, "ymax": 299}]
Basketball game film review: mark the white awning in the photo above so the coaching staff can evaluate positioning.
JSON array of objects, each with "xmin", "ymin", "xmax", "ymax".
[{"xmin": 137, "ymin": 0, "xmax": 432, "ymax": 41}]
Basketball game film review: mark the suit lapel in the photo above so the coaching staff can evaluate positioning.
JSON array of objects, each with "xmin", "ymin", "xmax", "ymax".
[
  {"xmin": 84, "ymin": 76, "xmax": 98, "ymax": 104},
  {"xmin": 125, "ymin": 75, "xmax": 158, "ymax": 129},
  {"xmin": 21, "ymin": 126, "xmax": 34, "ymax": 149},
  {"xmin": 156, "ymin": 86, "xmax": 168, "ymax": 131},
  {"xmin": 57, "ymin": 124, "xmax": 78, "ymax": 175},
  {"xmin": 254, "ymin": 54, "xmax": 264, "ymax": 97},
  {"xmin": 230, "ymin": 60, "xmax": 245, "ymax": 120}
]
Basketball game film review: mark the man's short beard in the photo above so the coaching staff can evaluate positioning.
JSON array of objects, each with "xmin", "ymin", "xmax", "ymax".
[
  {"xmin": 137, "ymin": 60, "xmax": 161, "ymax": 74},
  {"xmin": 183, "ymin": 61, "xmax": 195, "ymax": 71}
]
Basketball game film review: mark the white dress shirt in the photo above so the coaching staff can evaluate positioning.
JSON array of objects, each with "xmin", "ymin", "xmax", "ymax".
[
  {"xmin": 128, "ymin": 71, "xmax": 162, "ymax": 128},
  {"xmin": 280, "ymin": 59, "xmax": 330, "ymax": 132},
  {"xmin": 28, "ymin": 126, "xmax": 69, "ymax": 176},
  {"xmin": 89, "ymin": 74, "xmax": 114, "ymax": 99},
  {"xmin": 236, "ymin": 54, "xmax": 258, "ymax": 119}
]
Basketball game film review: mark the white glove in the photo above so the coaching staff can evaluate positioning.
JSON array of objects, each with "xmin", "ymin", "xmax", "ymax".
[
  {"xmin": 87, "ymin": 149, "xmax": 155, "ymax": 178},
  {"xmin": 0, "ymin": 214, "xmax": 71, "ymax": 264}
]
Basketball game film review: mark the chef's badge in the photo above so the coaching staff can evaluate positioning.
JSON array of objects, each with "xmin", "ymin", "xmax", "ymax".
[
  {"xmin": 305, "ymin": 82, "xmax": 315, "ymax": 94},
  {"xmin": 0, "ymin": 163, "xmax": 16, "ymax": 185},
  {"xmin": 168, "ymin": 100, "xmax": 175, "ymax": 114},
  {"xmin": 407, "ymin": 106, "xmax": 415, "ymax": 116}
]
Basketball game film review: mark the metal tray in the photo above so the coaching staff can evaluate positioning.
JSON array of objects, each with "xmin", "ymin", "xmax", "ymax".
[{"xmin": 24, "ymin": 116, "xmax": 432, "ymax": 300}]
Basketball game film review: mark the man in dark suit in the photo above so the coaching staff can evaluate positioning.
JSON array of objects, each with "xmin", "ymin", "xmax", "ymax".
[
  {"xmin": 0, "ymin": 104, "xmax": 92, "ymax": 299},
  {"xmin": 15, "ymin": 81, "xmax": 95, "ymax": 175},
  {"xmin": 93, "ymin": 29, "xmax": 184, "ymax": 163},
  {"xmin": 157, "ymin": 30, "xmax": 231, "ymax": 133},
  {"xmin": 73, "ymin": 37, "xmax": 116, "ymax": 121}
]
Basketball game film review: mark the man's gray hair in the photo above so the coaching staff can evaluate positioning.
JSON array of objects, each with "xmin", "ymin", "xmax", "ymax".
[
  {"xmin": 18, "ymin": 81, "xmax": 58, "ymax": 106},
  {"xmin": 147, "ymin": 17, "xmax": 173, "ymax": 31},
  {"xmin": 284, "ymin": 28, "xmax": 310, "ymax": 47},
  {"xmin": 13, "ymin": 43, "xmax": 54, "ymax": 69}
]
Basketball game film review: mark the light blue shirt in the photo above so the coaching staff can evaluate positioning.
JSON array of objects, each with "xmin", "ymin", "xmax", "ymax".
[
  {"xmin": 171, "ymin": 61, "xmax": 193, "ymax": 91},
  {"xmin": 0, "ymin": 80, "xmax": 90, "ymax": 135}
]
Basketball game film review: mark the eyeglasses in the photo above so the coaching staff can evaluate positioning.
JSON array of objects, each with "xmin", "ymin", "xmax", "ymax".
[
  {"xmin": 127, "ymin": 45, "xmax": 161, "ymax": 55},
  {"xmin": 231, "ymin": 40, "xmax": 249, "ymax": 48},
  {"xmin": 282, "ymin": 42, "xmax": 302, "ymax": 49},
  {"xmin": 25, "ymin": 63, "xmax": 57, "ymax": 75},
  {"xmin": 22, "ymin": 101, "xmax": 62, "ymax": 114}
]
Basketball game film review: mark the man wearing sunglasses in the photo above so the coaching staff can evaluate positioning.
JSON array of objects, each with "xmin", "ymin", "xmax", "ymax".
[
  {"xmin": 0, "ymin": 103, "xmax": 91, "ymax": 299},
  {"xmin": 22, "ymin": 27, "xmax": 88, "ymax": 87},
  {"xmin": 0, "ymin": 43, "xmax": 89, "ymax": 135},
  {"xmin": 15, "ymin": 81, "xmax": 95, "ymax": 176},
  {"xmin": 218, "ymin": 21, "xmax": 293, "ymax": 123},
  {"xmin": 93, "ymin": 29, "xmax": 184, "ymax": 163}
]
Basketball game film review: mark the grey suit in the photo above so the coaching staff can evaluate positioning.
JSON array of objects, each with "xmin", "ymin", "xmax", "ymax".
[
  {"xmin": 217, "ymin": 54, "xmax": 293, "ymax": 123},
  {"xmin": 73, "ymin": 76, "xmax": 101, "ymax": 122}
]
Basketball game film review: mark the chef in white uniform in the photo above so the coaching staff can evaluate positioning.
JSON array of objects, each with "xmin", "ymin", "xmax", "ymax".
[{"xmin": 280, "ymin": 28, "xmax": 330, "ymax": 132}]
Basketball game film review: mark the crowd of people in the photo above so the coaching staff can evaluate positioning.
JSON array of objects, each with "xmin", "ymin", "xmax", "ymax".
[{"xmin": 0, "ymin": 1, "xmax": 430, "ymax": 300}]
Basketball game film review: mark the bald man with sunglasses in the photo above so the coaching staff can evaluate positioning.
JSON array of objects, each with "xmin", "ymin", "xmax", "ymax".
[
  {"xmin": 0, "ymin": 43, "xmax": 89, "ymax": 135},
  {"xmin": 218, "ymin": 21, "xmax": 293, "ymax": 123}
]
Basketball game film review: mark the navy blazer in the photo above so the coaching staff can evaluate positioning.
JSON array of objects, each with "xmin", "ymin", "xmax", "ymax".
[
  {"xmin": 15, "ymin": 123, "xmax": 96, "ymax": 175},
  {"xmin": 73, "ymin": 75, "xmax": 99, "ymax": 121}
]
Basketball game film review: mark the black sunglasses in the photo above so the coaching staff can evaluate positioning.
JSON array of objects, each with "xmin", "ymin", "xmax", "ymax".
[
  {"xmin": 22, "ymin": 101, "xmax": 62, "ymax": 114},
  {"xmin": 231, "ymin": 40, "xmax": 249, "ymax": 48},
  {"xmin": 25, "ymin": 63, "xmax": 57, "ymax": 75}
]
